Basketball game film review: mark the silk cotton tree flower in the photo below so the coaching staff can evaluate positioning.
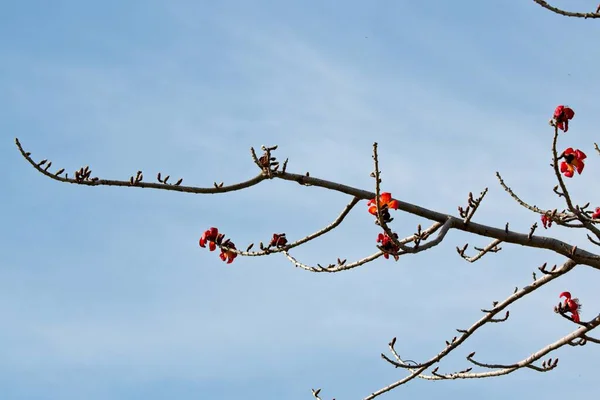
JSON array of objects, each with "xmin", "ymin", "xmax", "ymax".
[
  {"xmin": 368, "ymin": 192, "xmax": 400, "ymax": 222},
  {"xmin": 559, "ymin": 148, "xmax": 586, "ymax": 178},
  {"xmin": 553, "ymin": 105, "xmax": 575, "ymax": 132},
  {"xmin": 269, "ymin": 233, "xmax": 288, "ymax": 247},
  {"xmin": 199, "ymin": 227, "xmax": 238, "ymax": 264},
  {"xmin": 219, "ymin": 240, "xmax": 238, "ymax": 264},
  {"xmin": 541, "ymin": 214, "xmax": 553, "ymax": 229},
  {"xmin": 199, "ymin": 227, "xmax": 223, "ymax": 251},
  {"xmin": 377, "ymin": 232, "xmax": 400, "ymax": 260},
  {"xmin": 592, "ymin": 208, "xmax": 600, "ymax": 220},
  {"xmin": 559, "ymin": 291, "xmax": 582, "ymax": 323}
]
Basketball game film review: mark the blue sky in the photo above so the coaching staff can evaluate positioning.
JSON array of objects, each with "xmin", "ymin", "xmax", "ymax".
[{"xmin": 2, "ymin": 1, "xmax": 600, "ymax": 399}]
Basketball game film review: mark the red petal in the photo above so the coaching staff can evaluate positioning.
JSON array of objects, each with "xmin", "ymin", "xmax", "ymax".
[
  {"xmin": 209, "ymin": 242, "xmax": 216, "ymax": 251},
  {"xmin": 368, "ymin": 206, "xmax": 378, "ymax": 215},
  {"xmin": 560, "ymin": 162, "xmax": 569, "ymax": 173},
  {"xmin": 576, "ymin": 161, "xmax": 584, "ymax": 174},
  {"xmin": 379, "ymin": 192, "xmax": 392, "ymax": 204},
  {"xmin": 575, "ymin": 150, "xmax": 587, "ymax": 160},
  {"xmin": 564, "ymin": 107, "xmax": 575, "ymax": 119},
  {"xmin": 387, "ymin": 199, "xmax": 399, "ymax": 210},
  {"xmin": 560, "ymin": 291, "xmax": 571, "ymax": 299},
  {"xmin": 199, "ymin": 238, "xmax": 206, "ymax": 248},
  {"xmin": 554, "ymin": 105, "xmax": 564, "ymax": 118},
  {"xmin": 564, "ymin": 147, "xmax": 574, "ymax": 155}
]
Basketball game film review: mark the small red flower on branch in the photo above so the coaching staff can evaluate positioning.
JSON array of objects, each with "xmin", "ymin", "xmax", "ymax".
[
  {"xmin": 559, "ymin": 148, "xmax": 586, "ymax": 178},
  {"xmin": 377, "ymin": 232, "xmax": 400, "ymax": 261},
  {"xmin": 541, "ymin": 214, "xmax": 552, "ymax": 229},
  {"xmin": 219, "ymin": 240, "xmax": 238, "ymax": 264},
  {"xmin": 559, "ymin": 291, "xmax": 581, "ymax": 323},
  {"xmin": 199, "ymin": 227, "xmax": 223, "ymax": 251},
  {"xmin": 270, "ymin": 233, "xmax": 288, "ymax": 247},
  {"xmin": 368, "ymin": 192, "xmax": 400, "ymax": 222},
  {"xmin": 553, "ymin": 105, "xmax": 575, "ymax": 132},
  {"xmin": 199, "ymin": 227, "xmax": 237, "ymax": 264},
  {"xmin": 592, "ymin": 208, "xmax": 600, "ymax": 220}
]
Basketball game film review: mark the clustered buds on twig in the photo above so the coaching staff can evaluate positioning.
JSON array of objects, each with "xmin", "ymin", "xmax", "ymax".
[
  {"xmin": 75, "ymin": 165, "xmax": 98, "ymax": 183},
  {"xmin": 157, "ymin": 172, "xmax": 183, "ymax": 186},
  {"xmin": 458, "ymin": 188, "xmax": 488, "ymax": 224}
]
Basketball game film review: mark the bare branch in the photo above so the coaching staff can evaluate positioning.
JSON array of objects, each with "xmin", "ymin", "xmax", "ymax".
[
  {"xmin": 230, "ymin": 197, "xmax": 361, "ymax": 258},
  {"xmin": 457, "ymin": 239, "xmax": 503, "ymax": 262},
  {"xmin": 283, "ymin": 250, "xmax": 385, "ymax": 272},
  {"xmin": 16, "ymin": 138, "xmax": 266, "ymax": 194},
  {"xmin": 496, "ymin": 172, "xmax": 546, "ymax": 213},
  {"xmin": 532, "ymin": 0, "xmax": 600, "ymax": 18},
  {"xmin": 370, "ymin": 260, "xmax": 577, "ymax": 398}
]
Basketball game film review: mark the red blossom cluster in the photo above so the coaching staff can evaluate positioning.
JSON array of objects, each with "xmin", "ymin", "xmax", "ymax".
[
  {"xmin": 367, "ymin": 192, "xmax": 402, "ymax": 260},
  {"xmin": 199, "ymin": 227, "xmax": 237, "ymax": 264},
  {"xmin": 368, "ymin": 192, "xmax": 399, "ymax": 222},
  {"xmin": 269, "ymin": 233, "xmax": 288, "ymax": 247},
  {"xmin": 377, "ymin": 232, "xmax": 400, "ymax": 260}
]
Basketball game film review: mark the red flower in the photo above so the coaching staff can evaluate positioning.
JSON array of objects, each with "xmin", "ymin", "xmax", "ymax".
[
  {"xmin": 541, "ymin": 214, "xmax": 552, "ymax": 229},
  {"xmin": 377, "ymin": 232, "xmax": 400, "ymax": 261},
  {"xmin": 559, "ymin": 148, "xmax": 586, "ymax": 178},
  {"xmin": 199, "ymin": 227, "xmax": 223, "ymax": 251},
  {"xmin": 592, "ymin": 208, "xmax": 600, "ymax": 219},
  {"xmin": 199, "ymin": 227, "xmax": 237, "ymax": 264},
  {"xmin": 269, "ymin": 233, "xmax": 288, "ymax": 247},
  {"xmin": 219, "ymin": 240, "xmax": 237, "ymax": 264},
  {"xmin": 559, "ymin": 291, "xmax": 581, "ymax": 323},
  {"xmin": 553, "ymin": 105, "xmax": 575, "ymax": 132},
  {"xmin": 368, "ymin": 192, "xmax": 400, "ymax": 217}
]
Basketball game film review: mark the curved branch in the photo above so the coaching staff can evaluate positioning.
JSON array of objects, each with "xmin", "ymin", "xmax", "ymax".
[
  {"xmin": 457, "ymin": 239, "xmax": 503, "ymax": 263},
  {"xmin": 230, "ymin": 197, "xmax": 361, "ymax": 257},
  {"xmin": 389, "ymin": 218, "xmax": 453, "ymax": 254},
  {"xmin": 496, "ymin": 172, "xmax": 549, "ymax": 214},
  {"xmin": 16, "ymin": 138, "xmax": 266, "ymax": 194},
  {"xmin": 532, "ymin": 0, "xmax": 600, "ymax": 18},
  {"xmin": 283, "ymin": 250, "xmax": 385, "ymax": 272}
]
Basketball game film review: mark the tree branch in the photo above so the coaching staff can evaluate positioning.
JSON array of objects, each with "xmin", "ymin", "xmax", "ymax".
[{"xmin": 532, "ymin": 0, "xmax": 600, "ymax": 18}]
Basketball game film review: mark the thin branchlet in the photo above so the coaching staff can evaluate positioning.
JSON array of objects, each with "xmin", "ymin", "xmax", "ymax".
[{"xmin": 532, "ymin": 0, "xmax": 600, "ymax": 18}]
